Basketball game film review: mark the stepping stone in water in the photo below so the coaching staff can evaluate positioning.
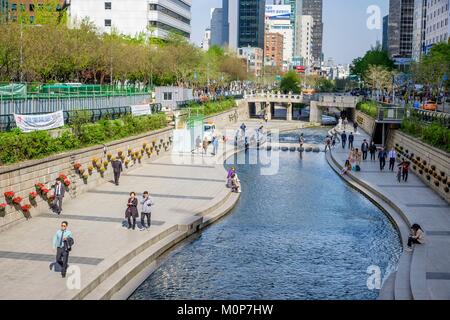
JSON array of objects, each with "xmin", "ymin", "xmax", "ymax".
[
  {"xmin": 313, "ymin": 147, "xmax": 320, "ymax": 153},
  {"xmin": 290, "ymin": 147, "xmax": 296, "ymax": 152},
  {"xmin": 305, "ymin": 147, "xmax": 313, "ymax": 152},
  {"xmin": 281, "ymin": 147, "xmax": 289, "ymax": 152}
]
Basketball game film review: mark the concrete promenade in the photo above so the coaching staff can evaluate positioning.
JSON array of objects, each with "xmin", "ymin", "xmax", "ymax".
[
  {"xmin": 329, "ymin": 124, "xmax": 450, "ymax": 300},
  {"xmin": 0, "ymin": 120, "xmax": 305, "ymax": 300},
  {"xmin": 0, "ymin": 125, "xmax": 250, "ymax": 299}
]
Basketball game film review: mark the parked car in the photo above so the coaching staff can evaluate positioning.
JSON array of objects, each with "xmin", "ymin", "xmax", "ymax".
[{"xmin": 422, "ymin": 101, "xmax": 437, "ymax": 112}]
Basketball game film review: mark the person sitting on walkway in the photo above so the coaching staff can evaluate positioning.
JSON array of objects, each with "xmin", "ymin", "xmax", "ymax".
[
  {"xmin": 140, "ymin": 191, "xmax": 154, "ymax": 230},
  {"xmin": 125, "ymin": 192, "xmax": 139, "ymax": 230},
  {"xmin": 378, "ymin": 147, "xmax": 388, "ymax": 171},
  {"xmin": 227, "ymin": 167, "xmax": 236, "ymax": 188},
  {"xmin": 340, "ymin": 160, "xmax": 352, "ymax": 175},
  {"xmin": 354, "ymin": 148, "xmax": 362, "ymax": 171},
  {"xmin": 406, "ymin": 223, "xmax": 425, "ymax": 251},
  {"xmin": 231, "ymin": 173, "xmax": 241, "ymax": 193}
]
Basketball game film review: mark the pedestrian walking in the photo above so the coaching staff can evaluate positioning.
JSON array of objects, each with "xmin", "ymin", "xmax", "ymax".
[
  {"xmin": 361, "ymin": 139, "xmax": 369, "ymax": 160},
  {"xmin": 125, "ymin": 192, "xmax": 139, "ymax": 230},
  {"xmin": 369, "ymin": 141, "xmax": 377, "ymax": 161},
  {"xmin": 331, "ymin": 135, "xmax": 337, "ymax": 148},
  {"xmin": 324, "ymin": 136, "xmax": 332, "ymax": 152},
  {"xmin": 343, "ymin": 117, "xmax": 348, "ymax": 130},
  {"xmin": 52, "ymin": 179, "xmax": 65, "ymax": 215},
  {"xmin": 353, "ymin": 122, "xmax": 358, "ymax": 133},
  {"xmin": 111, "ymin": 157, "xmax": 123, "ymax": 186},
  {"xmin": 195, "ymin": 136, "xmax": 202, "ymax": 154},
  {"xmin": 388, "ymin": 148, "xmax": 397, "ymax": 171},
  {"xmin": 240, "ymin": 123, "xmax": 247, "ymax": 135},
  {"xmin": 140, "ymin": 191, "xmax": 154, "ymax": 230},
  {"xmin": 299, "ymin": 133, "xmax": 305, "ymax": 148},
  {"xmin": 378, "ymin": 147, "xmax": 388, "ymax": 171},
  {"xmin": 52, "ymin": 221, "xmax": 74, "ymax": 278},
  {"xmin": 212, "ymin": 135, "xmax": 219, "ymax": 155},
  {"xmin": 398, "ymin": 160, "xmax": 410, "ymax": 182},
  {"xmin": 341, "ymin": 131, "xmax": 347, "ymax": 149},
  {"xmin": 348, "ymin": 132, "xmax": 354, "ymax": 149}
]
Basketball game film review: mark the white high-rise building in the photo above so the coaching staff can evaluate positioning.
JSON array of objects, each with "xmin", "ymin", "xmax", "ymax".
[
  {"xmin": 424, "ymin": 0, "xmax": 449, "ymax": 52},
  {"xmin": 68, "ymin": 0, "xmax": 191, "ymax": 39},
  {"xmin": 265, "ymin": 4, "xmax": 293, "ymax": 71},
  {"xmin": 300, "ymin": 15, "xmax": 314, "ymax": 72},
  {"xmin": 201, "ymin": 28, "xmax": 211, "ymax": 51}
]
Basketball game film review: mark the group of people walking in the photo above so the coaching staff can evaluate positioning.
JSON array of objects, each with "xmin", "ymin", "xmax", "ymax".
[{"xmin": 125, "ymin": 191, "xmax": 155, "ymax": 230}]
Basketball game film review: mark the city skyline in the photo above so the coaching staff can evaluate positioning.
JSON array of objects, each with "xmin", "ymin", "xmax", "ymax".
[{"xmin": 191, "ymin": 0, "xmax": 389, "ymax": 65}]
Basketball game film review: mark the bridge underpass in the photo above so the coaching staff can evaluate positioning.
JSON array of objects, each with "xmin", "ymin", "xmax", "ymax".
[{"xmin": 244, "ymin": 92, "xmax": 360, "ymax": 123}]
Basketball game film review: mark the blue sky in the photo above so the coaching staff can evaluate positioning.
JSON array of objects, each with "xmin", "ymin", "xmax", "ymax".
[{"xmin": 190, "ymin": 0, "xmax": 389, "ymax": 65}]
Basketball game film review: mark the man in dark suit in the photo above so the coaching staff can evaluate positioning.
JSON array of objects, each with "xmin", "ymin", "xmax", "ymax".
[
  {"xmin": 348, "ymin": 132, "xmax": 354, "ymax": 149},
  {"xmin": 52, "ymin": 179, "xmax": 65, "ymax": 214},
  {"xmin": 361, "ymin": 139, "xmax": 369, "ymax": 160},
  {"xmin": 341, "ymin": 131, "xmax": 347, "ymax": 149},
  {"xmin": 111, "ymin": 157, "xmax": 123, "ymax": 186}
]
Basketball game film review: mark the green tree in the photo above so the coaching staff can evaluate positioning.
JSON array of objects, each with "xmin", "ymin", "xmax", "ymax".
[
  {"xmin": 351, "ymin": 45, "xmax": 395, "ymax": 79},
  {"xmin": 280, "ymin": 71, "xmax": 301, "ymax": 93}
]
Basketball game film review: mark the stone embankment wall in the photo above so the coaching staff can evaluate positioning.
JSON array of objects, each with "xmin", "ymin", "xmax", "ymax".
[
  {"xmin": 387, "ymin": 130, "xmax": 450, "ymax": 203},
  {"xmin": 0, "ymin": 128, "xmax": 173, "ymax": 231},
  {"xmin": 354, "ymin": 110, "xmax": 376, "ymax": 137}
]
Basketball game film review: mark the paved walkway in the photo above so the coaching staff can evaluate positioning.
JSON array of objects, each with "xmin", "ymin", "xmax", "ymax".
[{"xmin": 330, "ymin": 125, "xmax": 450, "ymax": 299}]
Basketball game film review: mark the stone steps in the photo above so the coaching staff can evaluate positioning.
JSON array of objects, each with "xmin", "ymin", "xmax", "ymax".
[{"xmin": 84, "ymin": 228, "xmax": 188, "ymax": 300}]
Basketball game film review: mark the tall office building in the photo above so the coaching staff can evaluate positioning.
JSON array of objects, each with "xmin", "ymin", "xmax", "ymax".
[
  {"xmin": 237, "ymin": 0, "xmax": 265, "ymax": 48},
  {"xmin": 412, "ymin": 0, "xmax": 427, "ymax": 61},
  {"xmin": 300, "ymin": 15, "xmax": 314, "ymax": 69},
  {"xmin": 282, "ymin": 0, "xmax": 302, "ymax": 64},
  {"xmin": 69, "ymin": 0, "xmax": 191, "ymax": 39},
  {"xmin": 265, "ymin": 4, "xmax": 293, "ymax": 70},
  {"xmin": 264, "ymin": 32, "xmax": 284, "ymax": 69},
  {"xmin": 201, "ymin": 28, "xmax": 211, "ymax": 51},
  {"xmin": 382, "ymin": 15, "xmax": 389, "ymax": 52},
  {"xmin": 302, "ymin": 0, "xmax": 323, "ymax": 66},
  {"xmin": 387, "ymin": 0, "xmax": 415, "ymax": 60},
  {"xmin": 210, "ymin": 7, "xmax": 223, "ymax": 46},
  {"xmin": 424, "ymin": 0, "xmax": 449, "ymax": 52}
]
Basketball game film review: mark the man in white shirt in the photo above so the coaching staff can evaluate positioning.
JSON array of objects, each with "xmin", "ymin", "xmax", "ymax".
[
  {"xmin": 52, "ymin": 179, "xmax": 65, "ymax": 215},
  {"xmin": 388, "ymin": 148, "xmax": 397, "ymax": 172}
]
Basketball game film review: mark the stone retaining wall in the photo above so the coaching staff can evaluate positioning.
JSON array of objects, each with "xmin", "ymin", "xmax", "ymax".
[
  {"xmin": 354, "ymin": 110, "xmax": 376, "ymax": 137},
  {"xmin": 0, "ymin": 127, "xmax": 173, "ymax": 231},
  {"xmin": 387, "ymin": 130, "xmax": 450, "ymax": 203}
]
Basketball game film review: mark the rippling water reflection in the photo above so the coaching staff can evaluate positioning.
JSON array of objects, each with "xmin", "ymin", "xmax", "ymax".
[{"xmin": 129, "ymin": 129, "xmax": 402, "ymax": 300}]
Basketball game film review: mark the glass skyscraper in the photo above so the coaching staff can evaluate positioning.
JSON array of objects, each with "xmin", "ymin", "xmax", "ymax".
[{"xmin": 237, "ymin": 0, "xmax": 265, "ymax": 48}]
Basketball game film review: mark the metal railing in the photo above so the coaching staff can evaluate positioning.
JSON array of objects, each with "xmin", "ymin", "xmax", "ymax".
[
  {"xmin": 376, "ymin": 106, "xmax": 406, "ymax": 122},
  {"xmin": 0, "ymin": 103, "xmax": 162, "ymax": 132}
]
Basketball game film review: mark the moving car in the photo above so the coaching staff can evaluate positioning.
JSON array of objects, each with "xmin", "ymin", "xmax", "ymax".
[{"xmin": 421, "ymin": 101, "xmax": 437, "ymax": 112}]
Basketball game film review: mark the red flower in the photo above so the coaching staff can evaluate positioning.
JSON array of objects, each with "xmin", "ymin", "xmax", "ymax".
[
  {"xmin": 0, "ymin": 203, "xmax": 6, "ymax": 210},
  {"xmin": 4, "ymin": 191, "xmax": 15, "ymax": 199},
  {"xmin": 29, "ymin": 192, "xmax": 38, "ymax": 200},
  {"xmin": 63, "ymin": 179, "xmax": 71, "ymax": 187},
  {"xmin": 21, "ymin": 204, "xmax": 31, "ymax": 212},
  {"xmin": 41, "ymin": 188, "xmax": 49, "ymax": 195},
  {"xmin": 12, "ymin": 196, "xmax": 23, "ymax": 204},
  {"xmin": 58, "ymin": 173, "xmax": 68, "ymax": 181},
  {"xmin": 35, "ymin": 183, "xmax": 45, "ymax": 191}
]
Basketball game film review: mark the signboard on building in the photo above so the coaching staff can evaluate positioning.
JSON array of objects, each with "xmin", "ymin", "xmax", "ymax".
[
  {"xmin": 265, "ymin": 5, "xmax": 291, "ymax": 19},
  {"xmin": 131, "ymin": 104, "xmax": 152, "ymax": 117},
  {"xmin": 14, "ymin": 111, "xmax": 64, "ymax": 132}
]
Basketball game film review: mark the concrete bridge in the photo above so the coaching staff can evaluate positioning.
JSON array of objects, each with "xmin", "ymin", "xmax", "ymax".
[{"xmin": 243, "ymin": 92, "xmax": 361, "ymax": 123}]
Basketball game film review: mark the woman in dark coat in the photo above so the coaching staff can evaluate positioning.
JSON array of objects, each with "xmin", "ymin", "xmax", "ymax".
[{"xmin": 125, "ymin": 192, "xmax": 139, "ymax": 230}]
